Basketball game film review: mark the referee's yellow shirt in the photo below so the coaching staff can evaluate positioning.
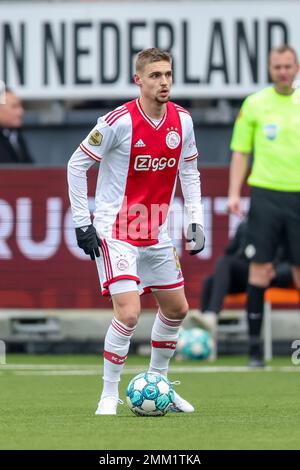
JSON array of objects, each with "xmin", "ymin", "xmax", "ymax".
[{"xmin": 230, "ymin": 86, "xmax": 300, "ymax": 191}]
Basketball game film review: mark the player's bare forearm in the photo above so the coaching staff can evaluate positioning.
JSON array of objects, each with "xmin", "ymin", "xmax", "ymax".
[
  {"xmin": 228, "ymin": 151, "xmax": 250, "ymax": 215},
  {"xmin": 228, "ymin": 151, "xmax": 250, "ymax": 197}
]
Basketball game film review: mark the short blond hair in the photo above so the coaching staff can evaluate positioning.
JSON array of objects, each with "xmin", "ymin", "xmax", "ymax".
[
  {"xmin": 135, "ymin": 48, "xmax": 172, "ymax": 72},
  {"xmin": 269, "ymin": 45, "xmax": 298, "ymax": 64}
]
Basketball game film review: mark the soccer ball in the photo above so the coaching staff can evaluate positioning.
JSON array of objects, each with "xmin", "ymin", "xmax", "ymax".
[
  {"xmin": 126, "ymin": 371, "xmax": 174, "ymax": 417},
  {"xmin": 176, "ymin": 327, "xmax": 213, "ymax": 360}
]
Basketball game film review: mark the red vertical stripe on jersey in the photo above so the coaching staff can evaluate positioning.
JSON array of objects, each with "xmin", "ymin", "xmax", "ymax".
[{"xmin": 113, "ymin": 100, "xmax": 183, "ymax": 245}]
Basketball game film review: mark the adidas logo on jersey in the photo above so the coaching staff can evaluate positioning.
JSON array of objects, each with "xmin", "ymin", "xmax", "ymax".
[{"xmin": 134, "ymin": 139, "xmax": 146, "ymax": 148}]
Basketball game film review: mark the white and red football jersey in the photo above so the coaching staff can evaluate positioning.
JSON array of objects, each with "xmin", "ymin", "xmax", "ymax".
[{"xmin": 68, "ymin": 99, "xmax": 203, "ymax": 246}]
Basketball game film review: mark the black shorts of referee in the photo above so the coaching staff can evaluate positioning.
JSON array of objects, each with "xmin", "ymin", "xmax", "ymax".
[{"xmin": 245, "ymin": 186, "xmax": 300, "ymax": 265}]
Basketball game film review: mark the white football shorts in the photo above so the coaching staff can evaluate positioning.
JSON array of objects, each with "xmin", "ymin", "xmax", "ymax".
[{"xmin": 95, "ymin": 238, "xmax": 184, "ymax": 296}]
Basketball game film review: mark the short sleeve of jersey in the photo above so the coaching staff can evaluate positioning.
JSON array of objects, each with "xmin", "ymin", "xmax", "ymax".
[
  {"xmin": 80, "ymin": 110, "xmax": 121, "ymax": 162},
  {"xmin": 180, "ymin": 112, "xmax": 199, "ymax": 162},
  {"xmin": 230, "ymin": 97, "xmax": 256, "ymax": 154}
]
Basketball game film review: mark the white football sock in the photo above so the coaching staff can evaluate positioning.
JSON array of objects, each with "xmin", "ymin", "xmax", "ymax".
[
  {"xmin": 149, "ymin": 309, "xmax": 182, "ymax": 377},
  {"xmin": 101, "ymin": 317, "xmax": 136, "ymax": 398}
]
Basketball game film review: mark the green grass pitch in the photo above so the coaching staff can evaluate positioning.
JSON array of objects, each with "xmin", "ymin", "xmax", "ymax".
[{"xmin": 1, "ymin": 354, "xmax": 300, "ymax": 450}]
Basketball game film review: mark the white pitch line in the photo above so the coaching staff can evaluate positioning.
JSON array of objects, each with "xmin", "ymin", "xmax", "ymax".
[
  {"xmin": 2, "ymin": 363, "xmax": 300, "ymax": 371},
  {"xmin": 14, "ymin": 370, "xmax": 101, "ymax": 376},
  {"xmin": 3, "ymin": 365, "xmax": 300, "ymax": 376},
  {"xmin": 0, "ymin": 364, "xmax": 101, "ymax": 370}
]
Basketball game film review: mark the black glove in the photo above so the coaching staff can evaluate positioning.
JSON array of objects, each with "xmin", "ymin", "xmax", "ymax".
[
  {"xmin": 186, "ymin": 223, "xmax": 205, "ymax": 255},
  {"xmin": 75, "ymin": 225, "xmax": 101, "ymax": 260}
]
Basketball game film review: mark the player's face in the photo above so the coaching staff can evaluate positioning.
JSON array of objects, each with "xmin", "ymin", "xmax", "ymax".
[
  {"xmin": 0, "ymin": 92, "xmax": 24, "ymax": 128},
  {"xmin": 269, "ymin": 51, "xmax": 299, "ymax": 92},
  {"xmin": 135, "ymin": 61, "xmax": 173, "ymax": 104}
]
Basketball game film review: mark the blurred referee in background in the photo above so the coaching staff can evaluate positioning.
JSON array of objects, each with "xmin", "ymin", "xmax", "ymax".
[{"xmin": 228, "ymin": 45, "xmax": 300, "ymax": 367}]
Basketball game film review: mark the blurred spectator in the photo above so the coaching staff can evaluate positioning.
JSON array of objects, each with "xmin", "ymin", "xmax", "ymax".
[
  {"xmin": 0, "ymin": 88, "xmax": 33, "ymax": 163},
  {"xmin": 190, "ymin": 219, "xmax": 293, "ymax": 360}
]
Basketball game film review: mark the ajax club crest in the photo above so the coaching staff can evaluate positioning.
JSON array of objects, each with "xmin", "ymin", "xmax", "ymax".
[
  {"xmin": 116, "ymin": 255, "xmax": 129, "ymax": 271},
  {"xmin": 166, "ymin": 130, "xmax": 181, "ymax": 149}
]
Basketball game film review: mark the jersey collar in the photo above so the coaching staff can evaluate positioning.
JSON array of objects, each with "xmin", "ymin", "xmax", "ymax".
[{"xmin": 136, "ymin": 99, "xmax": 167, "ymax": 130}]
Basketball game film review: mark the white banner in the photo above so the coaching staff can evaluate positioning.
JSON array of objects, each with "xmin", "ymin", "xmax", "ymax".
[{"xmin": 0, "ymin": 1, "xmax": 299, "ymax": 99}]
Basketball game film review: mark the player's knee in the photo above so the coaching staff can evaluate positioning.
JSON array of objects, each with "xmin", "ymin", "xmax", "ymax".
[
  {"xmin": 112, "ymin": 289, "xmax": 141, "ymax": 327},
  {"xmin": 249, "ymin": 262, "xmax": 274, "ymax": 287},
  {"xmin": 113, "ymin": 302, "xmax": 140, "ymax": 328},
  {"xmin": 118, "ymin": 309, "xmax": 140, "ymax": 328},
  {"xmin": 170, "ymin": 300, "xmax": 189, "ymax": 319},
  {"xmin": 125, "ymin": 316, "xmax": 139, "ymax": 329}
]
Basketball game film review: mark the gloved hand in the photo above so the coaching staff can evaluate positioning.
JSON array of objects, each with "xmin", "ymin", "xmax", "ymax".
[
  {"xmin": 75, "ymin": 224, "xmax": 101, "ymax": 260},
  {"xmin": 186, "ymin": 223, "xmax": 205, "ymax": 255}
]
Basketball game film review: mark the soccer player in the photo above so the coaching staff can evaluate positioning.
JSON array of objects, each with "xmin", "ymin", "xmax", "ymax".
[
  {"xmin": 67, "ymin": 48, "xmax": 205, "ymax": 414},
  {"xmin": 228, "ymin": 45, "xmax": 300, "ymax": 367}
]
